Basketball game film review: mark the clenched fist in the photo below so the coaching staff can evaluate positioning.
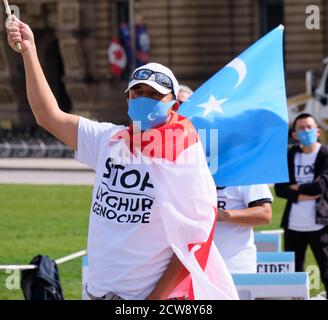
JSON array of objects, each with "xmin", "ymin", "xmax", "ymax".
[{"xmin": 6, "ymin": 15, "xmax": 35, "ymax": 53}]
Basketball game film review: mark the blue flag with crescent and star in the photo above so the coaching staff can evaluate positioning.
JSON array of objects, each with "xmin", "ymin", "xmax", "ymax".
[{"xmin": 178, "ymin": 25, "xmax": 289, "ymax": 186}]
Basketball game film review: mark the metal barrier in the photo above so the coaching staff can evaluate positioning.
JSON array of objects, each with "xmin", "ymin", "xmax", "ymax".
[
  {"xmin": 0, "ymin": 250, "xmax": 87, "ymax": 271},
  {"xmin": 0, "ymin": 130, "xmax": 74, "ymax": 158}
]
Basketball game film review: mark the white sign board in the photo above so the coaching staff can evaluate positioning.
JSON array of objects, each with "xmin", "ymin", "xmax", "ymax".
[
  {"xmin": 232, "ymin": 272, "xmax": 309, "ymax": 300},
  {"xmin": 257, "ymin": 252, "xmax": 295, "ymax": 273},
  {"xmin": 254, "ymin": 230, "xmax": 283, "ymax": 252}
]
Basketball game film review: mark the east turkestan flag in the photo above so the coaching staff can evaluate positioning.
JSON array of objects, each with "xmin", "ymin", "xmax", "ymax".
[{"xmin": 178, "ymin": 25, "xmax": 289, "ymax": 186}]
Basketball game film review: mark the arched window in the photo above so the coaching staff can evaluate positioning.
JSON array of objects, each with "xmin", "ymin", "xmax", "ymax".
[{"xmin": 34, "ymin": 29, "xmax": 72, "ymax": 113}]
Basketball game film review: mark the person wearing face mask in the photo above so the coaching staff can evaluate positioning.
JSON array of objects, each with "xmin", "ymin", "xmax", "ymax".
[
  {"xmin": 125, "ymin": 64, "xmax": 180, "ymax": 131},
  {"xmin": 275, "ymin": 113, "xmax": 328, "ymax": 298},
  {"xmin": 6, "ymin": 17, "xmax": 238, "ymax": 300},
  {"xmin": 177, "ymin": 85, "xmax": 193, "ymax": 104}
]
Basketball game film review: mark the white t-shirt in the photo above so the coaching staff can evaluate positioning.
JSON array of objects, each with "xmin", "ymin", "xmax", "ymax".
[
  {"xmin": 213, "ymin": 185, "xmax": 273, "ymax": 273},
  {"xmin": 288, "ymin": 145, "xmax": 324, "ymax": 232},
  {"xmin": 75, "ymin": 117, "xmax": 174, "ymax": 300}
]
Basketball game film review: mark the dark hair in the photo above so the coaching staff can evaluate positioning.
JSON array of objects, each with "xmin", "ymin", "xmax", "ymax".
[{"xmin": 292, "ymin": 113, "xmax": 318, "ymax": 131}]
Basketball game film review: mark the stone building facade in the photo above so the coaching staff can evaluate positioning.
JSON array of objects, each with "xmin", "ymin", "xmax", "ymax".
[{"xmin": 0, "ymin": 0, "xmax": 327, "ymax": 129}]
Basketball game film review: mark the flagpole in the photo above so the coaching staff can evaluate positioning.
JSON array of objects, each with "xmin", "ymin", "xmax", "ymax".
[
  {"xmin": 129, "ymin": 0, "xmax": 136, "ymax": 71},
  {"xmin": 3, "ymin": 0, "xmax": 22, "ymax": 52}
]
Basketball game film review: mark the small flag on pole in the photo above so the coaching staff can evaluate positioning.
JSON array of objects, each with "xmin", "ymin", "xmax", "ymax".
[
  {"xmin": 2, "ymin": 0, "xmax": 21, "ymax": 52},
  {"xmin": 108, "ymin": 37, "xmax": 127, "ymax": 78}
]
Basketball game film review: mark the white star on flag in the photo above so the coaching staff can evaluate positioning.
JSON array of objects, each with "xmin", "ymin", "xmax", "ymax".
[{"xmin": 197, "ymin": 95, "xmax": 228, "ymax": 116}]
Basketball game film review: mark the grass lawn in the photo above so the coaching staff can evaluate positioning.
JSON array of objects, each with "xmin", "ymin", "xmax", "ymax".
[
  {"xmin": 0, "ymin": 184, "xmax": 325, "ymax": 299},
  {"xmin": 0, "ymin": 184, "xmax": 91, "ymax": 300}
]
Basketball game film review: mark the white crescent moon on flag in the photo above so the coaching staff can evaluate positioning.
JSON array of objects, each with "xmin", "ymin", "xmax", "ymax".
[
  {"xmin": 225, "ymin": 58, "xmax": 247, "ymax": 88},
  {"xmin": 147, "ymin": 112, "xmax": 158, "ymax": 121}
]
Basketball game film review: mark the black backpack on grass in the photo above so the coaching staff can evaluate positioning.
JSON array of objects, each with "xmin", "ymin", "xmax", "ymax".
[{"xmin": 21, "ymin": 255, "xmax": 64, "ymax": 300}]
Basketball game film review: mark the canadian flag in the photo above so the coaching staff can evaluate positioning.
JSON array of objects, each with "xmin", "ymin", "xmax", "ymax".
[
  {"xmin": 108, "ymin": 37, "xmax": 127, "ymax": 77},
  {"xmin": 112, "ymin": 114, "xmax": 239, "ymax": 300}
]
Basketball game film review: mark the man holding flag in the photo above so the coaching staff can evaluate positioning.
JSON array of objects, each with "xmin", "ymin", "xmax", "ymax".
[
  {"xmin": 6, "ymin": 16, "xmax": 238, "ymax": 300},
  {"xmin": 6, "ymin": 8, "xmax": 289, "ymax": 298}
]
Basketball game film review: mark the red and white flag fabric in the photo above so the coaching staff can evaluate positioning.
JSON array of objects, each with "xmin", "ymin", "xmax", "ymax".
[
  {"xmin": 108, "ymin": 37, "xmax": 127, "ymax": 77},
  {"xmin": 112, "ymin": 114, "xmax": 239, "ymax": 300}
]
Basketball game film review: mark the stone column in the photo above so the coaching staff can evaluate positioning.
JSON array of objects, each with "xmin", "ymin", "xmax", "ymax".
[{"xmin": 56, "ymin": 0, "xmax": 93, "ymax": 118}]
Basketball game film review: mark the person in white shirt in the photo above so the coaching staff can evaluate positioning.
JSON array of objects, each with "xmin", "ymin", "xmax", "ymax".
[
  {"xmin": 6, "ymin": 17, "xmax": 238, "ymax": 300},
  {"xmin": 214, "ymin": 185, "xmax": 273, "ymax": 273},
  {"xmin": 177, "ymin": 85, "xmax": 193, "ymax": 104},
  {"xmin": 275, "ymin": 113, "xmax": 328, "ymax": 297}
]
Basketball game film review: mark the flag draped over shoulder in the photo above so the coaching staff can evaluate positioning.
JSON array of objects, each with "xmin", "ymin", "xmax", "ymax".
[
  {"xmin": 178, "ymin": 25, "xmax": 289, "ymax": 186},
  {"xmin": 113, "ymin": 114, "xmax": 239, "ymax": 300}
]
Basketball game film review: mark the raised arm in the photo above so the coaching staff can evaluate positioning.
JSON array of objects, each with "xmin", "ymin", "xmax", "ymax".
[{"xmin": 6, "ymin": 16, "xmax": 78, "ymax": 150}]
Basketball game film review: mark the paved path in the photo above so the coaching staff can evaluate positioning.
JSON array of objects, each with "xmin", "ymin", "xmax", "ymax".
[
  {"xmin": 0, "ymin": 158, "xmax": 95, "ymax": 185},
  {"xmin": 0, "ymin": 158, "xmax": 90, "ymax": 171}
]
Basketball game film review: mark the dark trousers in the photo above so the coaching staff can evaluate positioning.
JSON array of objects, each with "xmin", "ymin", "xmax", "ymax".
[{"xmin": 284, "ymin": 227, "xmax": 328, "ymax": 296}]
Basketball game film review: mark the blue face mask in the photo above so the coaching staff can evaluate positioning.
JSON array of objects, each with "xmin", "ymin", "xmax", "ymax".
[
  {"xmin": 296, "ymin": 128, "xmax": 318, "ymax": 146},
  {"xmin": 128, "ymin": 97, "xmax": 176, "ymax": 131}
]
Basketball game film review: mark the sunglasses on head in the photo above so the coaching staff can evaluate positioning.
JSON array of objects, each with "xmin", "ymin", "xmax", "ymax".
[{"xmin": 131, "ymin": 69, "xmax": 173, "ymax": 90}]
